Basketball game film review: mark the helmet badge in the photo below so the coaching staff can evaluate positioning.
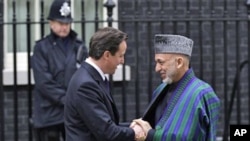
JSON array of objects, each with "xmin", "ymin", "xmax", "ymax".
[{"xmin": 59, "ymin": 2, "xmax": 71, "ymax": 17}]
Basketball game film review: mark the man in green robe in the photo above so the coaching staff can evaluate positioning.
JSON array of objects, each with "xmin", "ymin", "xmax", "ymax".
[{"xmin": 132, "ymin": 34, "xmax": 220, "ymax": 141}]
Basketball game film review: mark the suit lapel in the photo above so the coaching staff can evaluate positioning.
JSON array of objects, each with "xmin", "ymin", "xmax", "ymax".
[
  {"xmin": 83, "ymin": 62, "xmax": 114, "ymax": 103},
  {"xmin": 82, "ymin": 62, "xmax": 120, "ymax": 123},
  {"xmin": 100, "ymin": 78, "xmax": 114, "ymax": 103}
]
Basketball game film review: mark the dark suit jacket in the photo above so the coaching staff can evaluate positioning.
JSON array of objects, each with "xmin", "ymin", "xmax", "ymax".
[{"xmin": 65, "ymin": 62, "xmax": 135, "ymax": 141}]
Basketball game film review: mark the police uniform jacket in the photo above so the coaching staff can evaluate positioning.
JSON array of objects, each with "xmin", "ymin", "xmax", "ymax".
[{"xmin": 31, "ymin": 30, "xmax": 88, "ymax": 128}]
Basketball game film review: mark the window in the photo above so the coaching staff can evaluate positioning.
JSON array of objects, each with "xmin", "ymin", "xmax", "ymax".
[{"xmin": 3, "ymin": 0, "xmax": 39, "ymax": 85}]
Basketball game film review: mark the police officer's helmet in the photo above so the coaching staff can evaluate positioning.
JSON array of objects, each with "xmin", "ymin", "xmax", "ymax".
[{"xmin": 47, "ymin": 0, "xmax": 73, "ymax": 23}]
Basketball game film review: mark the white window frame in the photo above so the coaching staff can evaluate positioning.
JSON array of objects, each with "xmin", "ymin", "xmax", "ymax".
[
  {"xmin": 3, "ymin": 0, "xmax": 130, "ymax": 86},
  {"xmin": 3, "ymin": 0, "xmax": 40, "ymax": 85}
]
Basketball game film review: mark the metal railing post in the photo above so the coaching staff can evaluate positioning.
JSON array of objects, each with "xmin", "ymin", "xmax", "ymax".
[
  {"xmin": 103, "ymin": 0, "xmax": 116, "ymax": 98},
  {"xmin": 0, "ymin": 0, "xmax": 4, "ymax": 140},
  {"xmin": 104, "ymin": 0, "xmax": 115, "ymax": 27}
]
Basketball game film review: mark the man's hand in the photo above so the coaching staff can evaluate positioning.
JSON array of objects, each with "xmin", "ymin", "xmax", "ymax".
[
  {"xmin": 130, "ymin": 121, "xmax": 146, "ymax": 141},
  {"xmin": 132, "ymin": 119, "xmax": 152, "ymax": 137}
]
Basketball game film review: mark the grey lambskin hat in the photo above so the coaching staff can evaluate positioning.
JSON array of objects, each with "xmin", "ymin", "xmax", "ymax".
[{"xmin": 154, "ymin": 34, "xmax": 193, "ymax": 57}]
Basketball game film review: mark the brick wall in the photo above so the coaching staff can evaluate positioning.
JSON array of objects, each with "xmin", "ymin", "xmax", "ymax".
[{"xmin": 4, "ymin": 86, "xmax": 32, "ymax": 141}]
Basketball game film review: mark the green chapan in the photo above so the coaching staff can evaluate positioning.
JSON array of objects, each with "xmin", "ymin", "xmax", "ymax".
[{"xmin": 149, "ymin": 68, "xmax": 220, "ymax": 141}]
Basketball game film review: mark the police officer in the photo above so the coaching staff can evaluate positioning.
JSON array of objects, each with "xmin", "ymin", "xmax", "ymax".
[{"xmin": 31, "ymin": 0, "xmax": 88, "ymax": 141}]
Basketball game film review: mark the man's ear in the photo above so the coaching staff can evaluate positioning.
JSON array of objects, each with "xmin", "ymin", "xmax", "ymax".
[
  {"xmin": 103, "ymin": 50, "xmax": 110, "ymax": 60},
  {"xmin": 176, "ymin": 57, "xmax": 184, "ymax": 69}
]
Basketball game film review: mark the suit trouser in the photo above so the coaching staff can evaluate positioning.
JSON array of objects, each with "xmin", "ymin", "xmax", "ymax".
[{"xmin": 34, "ymin": 124, "xmax": 65, "ymax": 141}]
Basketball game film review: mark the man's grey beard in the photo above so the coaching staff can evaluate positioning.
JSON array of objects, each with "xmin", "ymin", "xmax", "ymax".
[{"xmin": 162, "ymin": 77, "xmax": 173, "ymax": 84}]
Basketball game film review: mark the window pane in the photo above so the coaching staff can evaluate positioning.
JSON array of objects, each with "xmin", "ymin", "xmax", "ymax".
[
  {"xmin": 73, "ymin": 0, "xmax": 104, "ymax": 46},
  {"xmin": 6, "ymin": 0, "xmax": 36, "ymax": 52}
]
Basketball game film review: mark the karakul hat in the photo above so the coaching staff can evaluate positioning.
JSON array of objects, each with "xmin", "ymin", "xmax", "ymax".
[{"xmin": 154, "ymin": 34, "xmax": 193, "ymax": 56}]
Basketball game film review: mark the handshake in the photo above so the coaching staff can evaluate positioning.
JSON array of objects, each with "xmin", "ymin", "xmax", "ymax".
[{"xmin": 130, "ymin": 119, "xmax": 152, "ymax": 141}]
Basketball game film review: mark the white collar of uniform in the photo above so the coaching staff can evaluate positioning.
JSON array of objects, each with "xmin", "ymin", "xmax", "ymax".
[{"xmin": 85, "ymin": 57, "xmax": 106, "ymax": 81}]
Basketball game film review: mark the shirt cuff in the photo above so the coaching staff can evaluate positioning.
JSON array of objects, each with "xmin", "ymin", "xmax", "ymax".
[{"xmin": 145, "ymin": 129, "xmax": 155, "ymax": 141}]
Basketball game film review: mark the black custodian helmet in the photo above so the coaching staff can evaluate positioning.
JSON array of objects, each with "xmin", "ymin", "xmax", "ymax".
[{"xmin": 47, "ymin": 0, "xmax": 73, "ymax": 23}]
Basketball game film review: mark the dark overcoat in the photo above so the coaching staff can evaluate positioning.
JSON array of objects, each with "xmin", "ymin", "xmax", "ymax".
[{"xmin": 31, "ymin": 30, "xmax": 88, "ymax": 128}]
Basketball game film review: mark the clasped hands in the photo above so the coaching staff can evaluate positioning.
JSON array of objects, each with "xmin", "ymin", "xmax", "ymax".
[{"xmin": 130, "ymin": 118, "xmax": 152, "ymax": 141}]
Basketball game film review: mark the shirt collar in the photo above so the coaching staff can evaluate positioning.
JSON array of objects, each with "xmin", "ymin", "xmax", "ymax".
[{"xmin": 85, "ymin": 57, "xmax": 106, "ymax": 81}]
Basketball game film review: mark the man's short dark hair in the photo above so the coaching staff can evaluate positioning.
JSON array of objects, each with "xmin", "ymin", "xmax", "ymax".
[{"xmin": 88, "ymin": 27, "xmax": 128, "ymax": 60}]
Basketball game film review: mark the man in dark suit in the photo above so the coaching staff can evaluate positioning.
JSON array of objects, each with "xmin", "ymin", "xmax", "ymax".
[{"xmin": 64, "ymin": 27, "xmax": 145, "ymax": 141}]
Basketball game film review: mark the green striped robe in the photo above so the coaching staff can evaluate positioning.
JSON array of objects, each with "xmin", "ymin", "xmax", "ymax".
[{"xmin": 143, "ymin": 68, "xmax": 220, "ymax": 141}]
